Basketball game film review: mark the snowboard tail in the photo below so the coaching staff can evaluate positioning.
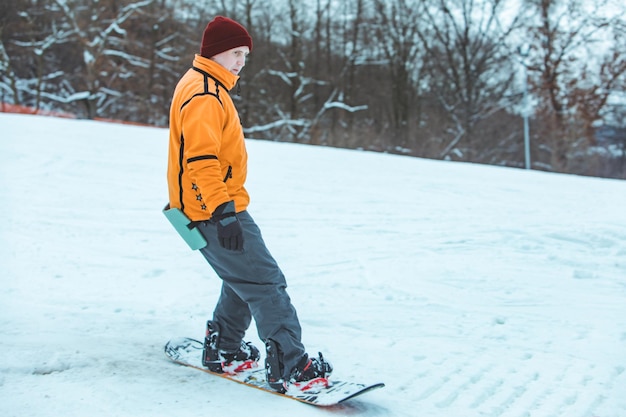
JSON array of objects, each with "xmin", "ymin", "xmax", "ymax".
[{"xmin": 164, "ymin": 337, "xmax": 384, "ymax": 407}]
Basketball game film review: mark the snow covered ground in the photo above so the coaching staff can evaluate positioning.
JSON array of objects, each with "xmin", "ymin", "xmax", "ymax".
[{"xmin": 1, "ymin": 113, "xmax": 625, "ymax": 417}]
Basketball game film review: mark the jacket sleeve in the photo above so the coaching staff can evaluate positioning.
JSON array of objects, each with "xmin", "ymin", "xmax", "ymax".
[{"xmin": 180, "ymin": 94, "xmax": 230, "ymax": 217}]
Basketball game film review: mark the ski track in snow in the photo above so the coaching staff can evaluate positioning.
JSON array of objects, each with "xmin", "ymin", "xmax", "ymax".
[{"xmin": 1, "ymin": 113, "xmax": 626, "ymax": 417}]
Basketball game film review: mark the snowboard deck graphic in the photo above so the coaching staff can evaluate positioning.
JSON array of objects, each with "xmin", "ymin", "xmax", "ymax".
[{"xmin": 164, "ymin": 337, "xmax": 384, "ymax": 407}]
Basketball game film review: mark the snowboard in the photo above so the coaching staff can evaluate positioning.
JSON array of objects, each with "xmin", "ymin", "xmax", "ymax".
[{"xmin": 164, "ymin": 337, "xmax": 384, "ymax": 407}]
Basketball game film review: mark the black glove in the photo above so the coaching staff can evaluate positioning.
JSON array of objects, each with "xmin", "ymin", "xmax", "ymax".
[{"xmin": 212, "ymin": 201, "xmax": 244, "ymax": 251}]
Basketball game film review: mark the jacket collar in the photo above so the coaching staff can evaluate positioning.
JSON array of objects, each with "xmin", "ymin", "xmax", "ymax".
[{"xmin": 192, "ymin": 54, "xmax": 239, "ymax": 91}]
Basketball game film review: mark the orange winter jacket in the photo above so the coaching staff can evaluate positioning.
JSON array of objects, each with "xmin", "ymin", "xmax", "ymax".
[{"xmin": 167, "ymin": 55, "xmax": 249, "ymax": 221}]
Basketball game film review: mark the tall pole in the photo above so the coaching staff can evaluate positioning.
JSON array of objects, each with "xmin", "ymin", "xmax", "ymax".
[
  {"xmin": 523, "ymin": 63, "xmax": 531, "ymax": 170},
  {"xmin": 519, "ymin": 44, "xmax": 531, "ymax": 170}
]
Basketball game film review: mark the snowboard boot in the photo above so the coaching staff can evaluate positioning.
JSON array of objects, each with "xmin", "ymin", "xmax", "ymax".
[
  {"xmin": 265, "ymin": 339, "xmax": 333, "ymax": 393},
  {"xmin": 265, "ymin": 339, "xmax": 286, "ymax": 392},
  {"xmin": 202, "ymin": 320, "xmax": 222, "ymax": 371},
  {"xmin": 202, "ymin": 320, "xmax": 260, "ymax": 374},
  {"xmin": 289, "ymin": 352, "xmax": 333, "ymax": 391}
]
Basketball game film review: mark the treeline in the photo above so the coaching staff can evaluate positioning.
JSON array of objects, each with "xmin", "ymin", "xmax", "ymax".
[{"xmin": 1, "ymin": 0, "xmax": 625, "ymax": 178}]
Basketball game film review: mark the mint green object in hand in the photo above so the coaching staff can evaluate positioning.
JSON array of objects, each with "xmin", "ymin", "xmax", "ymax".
[{"xmin": 163, "ymin": 204, "xmax": 208, "ymax": 250}]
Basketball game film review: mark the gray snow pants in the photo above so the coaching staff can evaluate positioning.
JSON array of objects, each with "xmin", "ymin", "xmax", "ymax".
[{"xmin": 197, "ymin": 210, "xmax": 305, "ymax": 378}]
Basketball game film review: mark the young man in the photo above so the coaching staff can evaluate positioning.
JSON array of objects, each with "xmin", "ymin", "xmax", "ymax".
[{"xmin": 166, "ymin": 16, "xmax": 332, "ymax": 392}]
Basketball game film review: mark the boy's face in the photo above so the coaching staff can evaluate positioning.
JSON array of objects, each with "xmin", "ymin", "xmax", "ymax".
[{"xmin": 211, "ymin": 46, "xmax": 250, "ymax": 75}]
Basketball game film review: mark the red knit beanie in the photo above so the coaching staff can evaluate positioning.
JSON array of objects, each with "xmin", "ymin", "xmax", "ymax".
[{"xmin": 200, "ymin": 16, "xmax": 253, "ymax": 58}]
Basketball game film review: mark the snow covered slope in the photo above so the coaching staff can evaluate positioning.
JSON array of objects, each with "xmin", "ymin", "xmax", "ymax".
[{"xmin": 1, "ymin": 113, "xmax": 625, "ymax": 417}]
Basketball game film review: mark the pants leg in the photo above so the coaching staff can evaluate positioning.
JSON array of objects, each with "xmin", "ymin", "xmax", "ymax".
[
  {"xmin": 212, "ymin": 281, "xmax": 252, "ymax": 351},
  {"xmin": 198, "ymin": 211, "xmax": 305, "ymax": 377}
]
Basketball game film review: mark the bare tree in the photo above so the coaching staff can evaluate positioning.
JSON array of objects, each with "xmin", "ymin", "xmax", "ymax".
[
  {"xmin": 372, "ymin": 0, "xmax": 424, "ymax": 151},
  {"xmin": 0, "ymin": 27, "xmax": 19, "ymax": 109},
  {"xmin": 1, "ymin": 0, "xmax": 72, "ymax": 111},
  {"xmin": 524, "ymin": 0, "xmax": 624, "ymax": 172},
  {"xmin": 416, "ymin": 0, "xmax": 522, "ymax": 161},
  {"xmin": 52, "ymin": 0, "xmax": 154, "ymax": 119},
  {"xmin": 116, "ymin": 0, "xmax": 189, "ymax": 125},
  {"xmin": 3, "ymin": 0, "xmax": 625, "ymax": 178}
]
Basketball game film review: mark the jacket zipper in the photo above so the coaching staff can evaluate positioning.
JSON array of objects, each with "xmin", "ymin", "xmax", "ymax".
[{"xmin": 223, "ymin": 166, "xmax": 233, "ymax": 182}]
